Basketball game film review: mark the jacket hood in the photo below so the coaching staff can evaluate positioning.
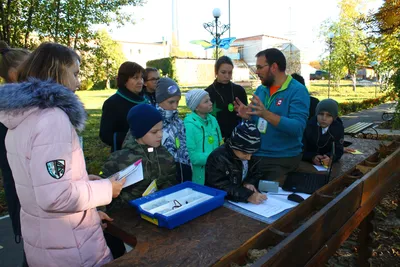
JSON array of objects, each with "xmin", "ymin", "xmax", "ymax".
[
  {"xmin": 184, "ymin": 112, "xmax": 214, "ymax": 127},
  {"xmin": 0, "ymin": 79, "xmax": 87, "ymax": 131}
]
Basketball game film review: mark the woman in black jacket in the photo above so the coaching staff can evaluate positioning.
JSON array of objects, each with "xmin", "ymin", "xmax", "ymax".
[
  {"xmin": 302, "ymin": 99, "xmax": 344, "ymax": 166},
  {"xmin": 99, "ymin": 61, "xmax": 148, "ymax": 152},
  {"xmin": 205, "ymin": 56, "xmax": 248, "ymax": 140},
  {"xmin": 205, "ymin": 121, "xmax": 266, "ymax": 204}
]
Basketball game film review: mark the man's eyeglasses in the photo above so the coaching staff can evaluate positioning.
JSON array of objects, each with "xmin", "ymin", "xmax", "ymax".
[
  {"xmin": 146, "ymin": 77, "xmax": 160, "ymax": 82},
  {"xmin": 255, "ymin": 64, "xmax": 269, "ymax": 70}
]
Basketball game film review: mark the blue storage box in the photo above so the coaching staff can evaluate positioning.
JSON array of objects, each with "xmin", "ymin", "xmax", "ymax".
[{"xmin": 129, "ymin": 182, "xmax": 227, "ymax": 229}]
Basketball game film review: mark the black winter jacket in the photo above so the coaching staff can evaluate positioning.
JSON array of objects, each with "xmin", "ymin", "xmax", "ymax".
[
  {"xmin": 302, "ymin": 116, "xmax": 344, "ymax": 162},
  {"xmin": 0, "ymin": 123, "xmax": 22, "ymax": 241},
  {"xmin": 205, "ymin": 144, "xmax": 263, "ymax": 202},
  {"xmin": 99, "ymin": 87, "xmax": 148, "ymax": 152},
  {"xmin": 205, "ymin": 81, "xmax": 247, "ymax": 140}
]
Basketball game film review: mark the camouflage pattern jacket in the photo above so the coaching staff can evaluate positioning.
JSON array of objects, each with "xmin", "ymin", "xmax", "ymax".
[{"xmin": 102, "ymin": 133, "xmax": 177, "ymax": 211}]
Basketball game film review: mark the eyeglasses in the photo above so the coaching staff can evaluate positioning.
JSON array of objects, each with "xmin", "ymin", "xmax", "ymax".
[
  {"xmin": 255, "ymin": 64, "xmax": 269, "ymax": 70},
  {"xmin": 146, "ymin": 77, "xmax": 160, "ymax": 82}
]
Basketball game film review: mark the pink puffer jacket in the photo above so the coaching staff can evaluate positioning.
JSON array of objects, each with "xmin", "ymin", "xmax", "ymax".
[{"xmin": 0, "ymin": 80, "xmax": 113, "ymax": 267}]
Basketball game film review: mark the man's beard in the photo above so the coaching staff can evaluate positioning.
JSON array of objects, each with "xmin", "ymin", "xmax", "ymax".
[{"xmin": 261, "ymin": 75, "xmax": 275, "ymax": 87}]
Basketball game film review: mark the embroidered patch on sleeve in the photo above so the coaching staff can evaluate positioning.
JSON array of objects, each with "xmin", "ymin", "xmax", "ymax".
[
  {"xmin": 46, "ymin": 160, "xmax": 66, "ymax": 179},
  {"xmin": 339, "ymin": 138, "xmax": 344, "ymax": 145}
]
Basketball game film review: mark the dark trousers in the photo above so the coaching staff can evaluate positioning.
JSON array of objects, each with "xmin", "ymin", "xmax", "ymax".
[
  {"xmin": 104, "ymin": 231, "xmax": 126, "ymax": 259},
  {"xmin": 176, "ymin": 162, "xmax": 192, "ymax": 183},
  {"xmin": 253, "ymin": 154, "xmax": 302, "ymax": 185}
]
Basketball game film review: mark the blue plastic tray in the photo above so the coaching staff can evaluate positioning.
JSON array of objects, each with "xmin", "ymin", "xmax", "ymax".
[{"xmin": 129, "ymin": 182, "xmax": 227, "ymax": 229}]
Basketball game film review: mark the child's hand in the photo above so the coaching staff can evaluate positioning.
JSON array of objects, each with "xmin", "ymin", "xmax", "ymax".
[
  {"xmin": 321, "ymin": 155, "xmax": 330, "ymax": 166},
  {"xmin": 110, "ymin": 176, "xmax": 126, "ymax": 198},
  {"xmin": 98, "ymin": 211, "xmax": 113, "ymax": 230},
  {"xmin": 344, "ymin": 147, "xmax": 356, "ymax": 153},
  {"xmin": 244, "ymin": 183, "xmax": 257, "ymax": 192},
  {"xmin": 312, "ymin": 155, "xmax": 324, "ymax": 165},
  {"xmin": 247, "ymin": 192, "xmax": 267, "ymax": 204}
]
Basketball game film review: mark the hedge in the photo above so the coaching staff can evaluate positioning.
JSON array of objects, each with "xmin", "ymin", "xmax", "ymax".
[{"xmin": 339, "ymin": 91, "xmax": 396, "ymax": 116}]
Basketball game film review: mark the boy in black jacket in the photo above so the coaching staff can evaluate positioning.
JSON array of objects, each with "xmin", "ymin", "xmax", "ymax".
[
  {"xmin": 302, "ymin": 99, "xmax": 344, "ymax": 166},
  {"xmin": 205, "ymin": 121, "xmax": 267, "ymax": 204}
]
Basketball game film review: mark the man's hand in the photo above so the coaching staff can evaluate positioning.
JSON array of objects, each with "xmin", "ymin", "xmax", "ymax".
[
  {"xmin": 98, "ymin": 211, "xmax": 113, "ymax": 230},
  {"xmin": 247, "ymin": 192, "xmax": 267, "ymax": 204},
  {"xmin": 247, "ymin": 94, "xmax": 267, "ymax": 118},
  {"xmin": 234, "ymin": 97, "xmax": 251, "ymax": 120}
]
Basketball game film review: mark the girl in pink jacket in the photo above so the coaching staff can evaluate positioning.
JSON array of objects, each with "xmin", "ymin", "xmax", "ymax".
[{"xmin": 0, "ymin": 42, "xmax": 125, "ymax": 267}]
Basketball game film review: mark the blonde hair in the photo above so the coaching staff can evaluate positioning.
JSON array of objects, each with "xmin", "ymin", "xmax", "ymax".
[
  {"xmin": 0, "ymin": 41, "xmax": 30, "ymax": 82},
  {"xmin": 18, "ymin": 42, "xmax": 80, "ymax": 87}
]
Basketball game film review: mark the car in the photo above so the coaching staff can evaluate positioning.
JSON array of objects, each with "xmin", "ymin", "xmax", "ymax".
[{"xmin": 310, "ymin": 70, "xmax": 330, "ymax": 80}]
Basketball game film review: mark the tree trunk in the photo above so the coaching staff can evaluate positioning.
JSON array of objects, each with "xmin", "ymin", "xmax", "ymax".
[
  {"xmin": 54, "ymin": 0, "xmax": 61, "ymax": 42},
  {"xmin": 2, "ymin": 0, "xmax": 13, "ymax": 44},
  {"xmin": 24, "ymin": 0, "xmax": 37, "ymax": 48},
  {"xmin": 74, "ymin": 0, "xmax": 88, "ymax": 49},
  {"xmin": 352, "ymin": 74, "xmax": 357, "ymax": 92},
  {"xmin": 0, "ymin": 2, "xmax": 5, "ymax": 41}
]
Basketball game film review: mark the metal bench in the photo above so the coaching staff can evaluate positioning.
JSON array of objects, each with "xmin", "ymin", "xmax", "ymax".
[{"xmin": 344, "ymin": 122, "xmax": 378, "ymax": 139}]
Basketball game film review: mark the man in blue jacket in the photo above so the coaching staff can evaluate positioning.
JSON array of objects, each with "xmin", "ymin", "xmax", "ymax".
[{"xmin": 235, "ymin": 48, "xmax": 310, "ymax": 185}]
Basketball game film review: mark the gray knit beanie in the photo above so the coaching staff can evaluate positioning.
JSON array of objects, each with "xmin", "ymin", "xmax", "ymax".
[
  {"xmin": 156, "ymin": 77, "xmax": 181, "ymax": 104},
  {"xmin": 315, "ymin": 99, "xmax": 339, "ymax": 119},
  {"xmin": 185, "ymin": 89, "xmax": 209, "ymax": 111}
]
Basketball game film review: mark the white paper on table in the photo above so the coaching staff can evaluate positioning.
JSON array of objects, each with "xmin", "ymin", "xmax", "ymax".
[
  {"xmin": 229, "ymin": 188, "xmax": 311, "ymax": 218},
  {"xmin": 116, "ymin": 159, "xmax": 144, "ymax": 188},
  {"xmin": 313, "ymin": 165, "xmax": 328, "ymax": 172}
]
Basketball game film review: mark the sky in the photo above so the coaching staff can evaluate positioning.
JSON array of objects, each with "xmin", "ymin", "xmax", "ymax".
[{"xmin": 104, "ymin": 0, "xmax": 384, "ymax": 62}]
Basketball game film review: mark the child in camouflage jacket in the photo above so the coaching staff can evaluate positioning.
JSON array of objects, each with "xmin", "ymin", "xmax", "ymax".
[{"xmin": 102, "ymin": 104, "xmax": 177, "ymax": 211}]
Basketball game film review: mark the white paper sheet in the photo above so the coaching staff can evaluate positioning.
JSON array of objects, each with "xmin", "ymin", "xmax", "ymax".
[
  {"xmin": 313, "ymin": 165, "xmax": 328, "ymax": 171},
  {"xmin": 116, "ymin": 159, "xmax": 144, "ymax": 188},
  {"xmin": 228, "ymin": 188, "xmax": 311, "ymax": 218}
]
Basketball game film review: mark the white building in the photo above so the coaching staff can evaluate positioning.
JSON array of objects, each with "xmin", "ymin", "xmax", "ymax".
[
  {"xmin": 230, "ymin": 35, "xmax": 292, "ymax": 66},
  {"xmin": 116, "ymin": 40, "xmax": 169, "ymax": 68}
]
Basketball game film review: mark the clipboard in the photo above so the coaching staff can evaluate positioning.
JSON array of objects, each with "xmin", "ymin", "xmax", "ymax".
[{"xmin": 115, "ymin": 159, "xmax": 144, "ymax": 188}]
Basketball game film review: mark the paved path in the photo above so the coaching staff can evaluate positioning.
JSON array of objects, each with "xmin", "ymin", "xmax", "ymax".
[
  {"xmin": 0, "ymin": 216, "xmax": 24, "ymax": 267},
  {"xmin": 341, "ymin": 102, "xmax": 396, "ymax": 128}
]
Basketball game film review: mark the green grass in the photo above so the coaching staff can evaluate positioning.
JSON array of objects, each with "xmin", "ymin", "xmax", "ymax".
[{"xmin": 308, "ymin": 80, "xmax": 384, "ymax": 103}]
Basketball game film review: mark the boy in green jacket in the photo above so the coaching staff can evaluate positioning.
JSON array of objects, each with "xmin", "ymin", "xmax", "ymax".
[{"xmin": 184, "ymin": 89, "xmax": 223, "ymax": 185}]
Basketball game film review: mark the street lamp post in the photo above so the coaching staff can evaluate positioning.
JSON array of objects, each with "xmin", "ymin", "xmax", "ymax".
[
  {"xmin": 203, "ymin": 8, "xmax": 230, "ymax": 59},
  {"xmin": 328, "ymin": 32, "xmax": 334, "ymax": 99}
]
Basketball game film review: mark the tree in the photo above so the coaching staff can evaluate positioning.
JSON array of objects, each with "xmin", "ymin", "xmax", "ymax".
[
  {"xmin": 358, "ymin": 0, "xmax": 400, "ymax": 90},
  {"xmin": 374, "ymin": 0, "xmax": 400, "ymax": 34},
  {"xmin": 85, "ymin": 29, "xmax": 126, "ymax": 89},
  {"xmin": 320, "ymin": 0, "xmax": 368, "ymax": 92},
  {"xmin": 0, "ymin": 0, "xmax": 145, "ymax": 49}
]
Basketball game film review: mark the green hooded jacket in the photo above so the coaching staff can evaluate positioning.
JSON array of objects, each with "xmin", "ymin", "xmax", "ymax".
[{"xmin": 184, "ymin": 112, "xmax": 222, "ymax": 185}]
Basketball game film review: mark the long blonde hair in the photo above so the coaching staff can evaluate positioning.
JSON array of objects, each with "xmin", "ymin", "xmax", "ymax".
[{"xmin": 18, "ymin": 42, "xmax": 80, "ymax": 87}]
